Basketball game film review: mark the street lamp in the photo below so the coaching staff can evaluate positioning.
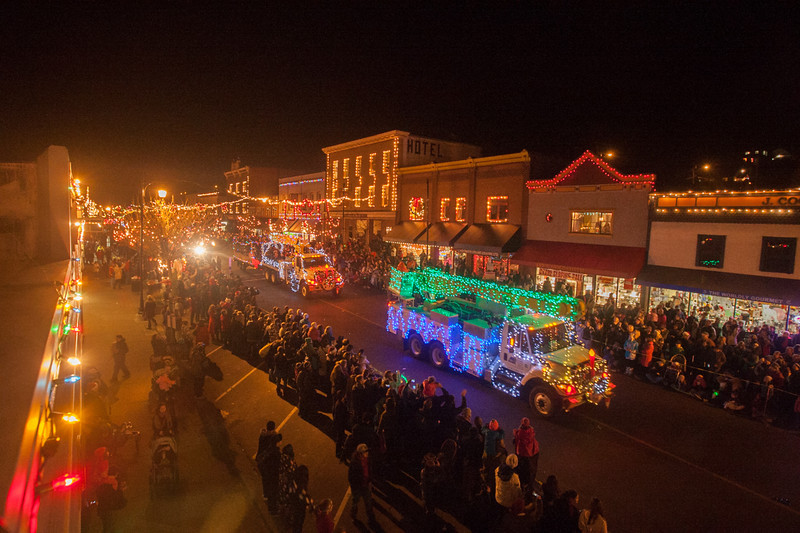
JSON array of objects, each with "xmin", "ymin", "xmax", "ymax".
[{"xmin": 138, "ymin": 184, "xmax": 167, "ymax": 314}]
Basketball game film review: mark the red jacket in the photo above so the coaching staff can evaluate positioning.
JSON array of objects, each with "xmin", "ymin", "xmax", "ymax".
[{"xmin": 513, "ymin": 425, "xmax": 539, "ymax": 457}]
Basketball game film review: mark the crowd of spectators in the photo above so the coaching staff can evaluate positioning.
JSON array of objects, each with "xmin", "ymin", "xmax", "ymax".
[{"xmin": 578, "ymin": 298, "xmax": 800, "ymax": 427}]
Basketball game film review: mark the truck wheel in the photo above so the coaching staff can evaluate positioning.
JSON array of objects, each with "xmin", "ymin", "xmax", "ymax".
[
  {"xmin": 407, "ymin": 333, "xmax": 425, "ymax": 358},
  {"xmin": 530, "ymin": 386, "xmax": 559, "ymax": 417},
  {"xmin": 429, "ymin": 341, "xmax": 448, "ymax": 369},
  {"xmin": 300, "ymin": 284, "xmax": 309, "ymax": 298}
]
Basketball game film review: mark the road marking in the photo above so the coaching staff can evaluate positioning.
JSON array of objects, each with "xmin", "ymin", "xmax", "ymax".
[
  {"xmin": 276, "ymin": 407, "xmax": 298, "ymax": 433},
  {"xmin": 333, "ymin": 486, "xmax": 351, "ymax": 528},
  {"xmin": 214, "ymin": 363, "xmax": 262, "ymax": 402},
  {"xmin": 320, "ymin": 299, "xmax": 385, "ymax": 329},
  {"xmin": 581, "ymin": 414, "xmax": 800, "ymax": 517},
  {"xmin": 207, "ymin": 345, "xmax": 222, "ymax": 356}
]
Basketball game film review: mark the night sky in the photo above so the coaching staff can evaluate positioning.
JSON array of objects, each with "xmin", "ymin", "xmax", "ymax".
[{"xmin": 1, "ymin": 3, "xmax": 798, "ymax": 203}]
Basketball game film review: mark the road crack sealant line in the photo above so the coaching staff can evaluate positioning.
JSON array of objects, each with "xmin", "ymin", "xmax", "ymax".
[
  {"xmin": 320, "ymin": 299, "xmax": 385, "ymax": 329},
  {"xmin": 579, "ymin": 413, "xmax": 800, "ymax": 516}
]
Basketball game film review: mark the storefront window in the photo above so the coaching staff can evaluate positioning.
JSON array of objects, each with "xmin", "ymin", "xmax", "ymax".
[
  {"xmin": 692, "ymin": 294, "xmax": 735, "ymax": 322},
  {"xmin": 474, "ymin": 255, "xmax": 509, "ymax": 280},
  {"xmin": 649, "ymin": 288, "xmax": 690, "ymax": 311},
  {"xmin": 734, "ymin": 300, "xmax": 788, "ymax": 330},
  {"xmin": 570, "ymin": 211, "xmax": 613, "ymax": 234},
  {"xmin": 789, "ymin": 307, "xmax": 800, "ymax": 334}
]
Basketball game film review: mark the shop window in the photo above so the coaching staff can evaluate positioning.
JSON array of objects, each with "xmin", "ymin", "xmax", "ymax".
[
  {"xmin": 486, "ymin": 196, "xmax": 509, "ymax": 223},
  {"xmin": 440, "ymin": 198, "xmax": 451, "ymax": 221},
  {"xmin": 455, "ymin": 198, "xmax": 467, "ymax": 222},
  {"xmin": 760, "ymin": 237, "xmax": 796, "ymax": 274},
  {"xmin": 570, "ymin": 211, "xmax": 613, "ymax": 234},
  {"xmin": 696, "ymin": 235, "xmax": 726, "ymax": 268},
  {"xmin": 409, "ymin": 197, "xmax": 425, "ymax": 221}
]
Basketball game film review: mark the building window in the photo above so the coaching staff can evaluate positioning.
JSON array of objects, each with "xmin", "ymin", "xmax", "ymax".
[
  {"xmin": 455, "ymin": 197, "xmax": 467, "ymax": 222},
  {"xmin": 486, "ymin": 196, "xmax": 509, "ymax": 223},
  {"xmin": 409, "ymin": 197, "xmax": 425, "ymax": 221},
  {"xmin": 760, "ymin": 236, "xmax": 796, "ymax": 274},
  {"xmin": 696, "ymin": 235, "xmax": 726, "ymax": 268},
  {"xmin": 570, "ymin": 211, "xmax": 613, "ymax": 234},
  {"xmin": 440, "ymin": 198, "xmax": 451, "ymax": 221}
]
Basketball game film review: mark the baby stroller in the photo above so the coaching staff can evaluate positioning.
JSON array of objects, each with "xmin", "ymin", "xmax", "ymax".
[{"xmin": 149, "ymin": 436, "xmax": 178, "ymax": 498}]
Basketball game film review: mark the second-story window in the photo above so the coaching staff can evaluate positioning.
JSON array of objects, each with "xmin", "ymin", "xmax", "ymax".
[
  {"xmin": 760, "ymin": 236, "xmax": 796, "ymax": 274},
  {"xmin": 409, "ymin": 197, "xmax": 425, "ymax": 221},
  {"xmin": 486, "ymin": 196, "xmax": 509, "ymax": 223},
  {"xmin": 440, "ymin": 198, "xmax": 451, "ymax": 221},
  {"xmin": 455, "ymin": 197, "xmax": 467, "ymax": 222},
  {"xmin": 570, "ymin": 211, "xmax": 613, "ymax": 234},
  {"xmin": 696, "ymin": 235, "xmax": 726, "ymax": 268}
]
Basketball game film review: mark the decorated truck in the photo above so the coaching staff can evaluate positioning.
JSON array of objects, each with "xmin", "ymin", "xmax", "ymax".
[
  {"xmin": 233, "ymin": 234, "xmax": 344, "ymax": 297},
  {"xmin": 386, "ymin": 268, "xmax": 613, "ymax": 416}
]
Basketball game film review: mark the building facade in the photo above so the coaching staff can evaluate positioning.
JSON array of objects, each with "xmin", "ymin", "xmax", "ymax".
[
  {"xmin": 512, "ymin": 151, "xmax": 654, "ymax": 305},
  {"xmin": 0, "ymin": 146, "xmax": 72, "ymax": 266},
  {"xmin": 390, "ymin": 151, "xmax": 530, "ymax": 279},
  {"xmin": 277, "ymin": 171, "xmax": 326, "ymax": 237},
  {"xmin": 224, "ymin": 160, "xmax": 294, "ymax": 218},
  {"xmin": 322, "ymin": 131, "xmax": 481, "ymax": 239},
  {"xmin": 638, "ymin": 190, "xmax": 800, "ymax": 332}
]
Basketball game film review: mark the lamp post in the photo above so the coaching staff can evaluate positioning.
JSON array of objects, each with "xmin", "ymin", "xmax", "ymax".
[{"xmin": 138, "ymin": 184, "xmax": 167, "ymax": 315}]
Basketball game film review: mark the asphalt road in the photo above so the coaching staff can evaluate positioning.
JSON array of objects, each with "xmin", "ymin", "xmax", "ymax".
[
  {"xmin": 7, "ymin": 255, "xmax": 799, "ymax": 532},
  {"xmin": 223, "ymin": 261, "xmax": 800, "ymax": 532}
]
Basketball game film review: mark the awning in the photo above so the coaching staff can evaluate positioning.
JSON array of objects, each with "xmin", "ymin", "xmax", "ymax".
[
  {"xmin": 636, "ymin": 264, "xmax": 800, "ymax": 306},
  {"xmin": 453, "ymin": 224, "xmax": 521, "ymax": 255},
  {"xmin": 416, "ymin": 222, "xmax": 469, "ymax": 247},
  {"xmin": 511, "ymin": 240, "xmax": 646, "ymax": 278},
  {"xmin": 383, "ymin": 221, "xmax": 430, "ymax": 244}
]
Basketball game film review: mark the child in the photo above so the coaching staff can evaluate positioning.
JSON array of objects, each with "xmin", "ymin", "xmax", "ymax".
[{"xmin": 315, "ymin": 498, "xmax": 334, "ymax": 533}]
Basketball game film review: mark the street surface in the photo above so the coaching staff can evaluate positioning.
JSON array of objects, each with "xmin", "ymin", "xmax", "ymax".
[{"xmin": 4, "ymin": 257, "xmax": 800, "ymax": 532}]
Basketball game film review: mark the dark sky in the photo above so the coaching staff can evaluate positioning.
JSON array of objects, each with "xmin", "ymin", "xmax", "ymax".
[{"xmin": 1, "ymin": 3, "xmax": 798, "ymax": 203}]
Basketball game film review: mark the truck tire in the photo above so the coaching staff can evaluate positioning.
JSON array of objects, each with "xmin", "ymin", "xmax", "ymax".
[
  {"xmin": 429, "ymin": 341, "xmax": 448, "ymax": 369},
  {"xmin": 300, "ymin": 284, "xmax": 309, "ymax": 298},
  {"xmin": 407, "ymin": 333, "xmax": 425, "ymax": 358},
  {"xmin": 530, "ymin": 386, "xmax": 559, "ymax": 417}
]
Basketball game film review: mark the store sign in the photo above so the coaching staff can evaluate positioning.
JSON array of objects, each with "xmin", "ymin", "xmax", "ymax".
[
  {"xmin": 698, "ymin": 289, "xmax": 788, "ymax": 305},
  {"xmin": 538, "ymin": 268, "xmax": 585, "ymax": 282}
]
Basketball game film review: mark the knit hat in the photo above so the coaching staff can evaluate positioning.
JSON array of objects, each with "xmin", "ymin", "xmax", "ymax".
[
  {"xmin": 488, "ymin": 419, "xmax": 499, "ymax": 431},
  {"xmin": 356, "ymin": 443, "xmax": 369, "ymax": 453},
  {"xmin": 506, "ymin": 454, "xmax": 519, "ymax": 469}
]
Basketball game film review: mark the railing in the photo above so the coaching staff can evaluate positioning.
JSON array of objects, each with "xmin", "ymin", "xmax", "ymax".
[{"xmin": 3, "ymin": 251, "xmax": 84, "ymax": 533}]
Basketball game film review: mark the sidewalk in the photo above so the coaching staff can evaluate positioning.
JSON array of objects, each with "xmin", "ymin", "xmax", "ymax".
[{"xmin": 80, "ymin": 273, "xmax": 271, "ymax": 532}]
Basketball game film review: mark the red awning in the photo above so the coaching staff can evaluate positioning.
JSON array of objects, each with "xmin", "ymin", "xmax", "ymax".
[{"xmin": 511, "ymin": 240, "xmax": 646, "ymax": 278}]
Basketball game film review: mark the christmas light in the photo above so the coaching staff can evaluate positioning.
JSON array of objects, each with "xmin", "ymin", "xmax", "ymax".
[
  {"xmin": 440, "ymin": 198, "xmax": 451, "ymax": 221},
  {"xmin": 528, "ymin": 150, "xmax": 655, "ymax": 190}
]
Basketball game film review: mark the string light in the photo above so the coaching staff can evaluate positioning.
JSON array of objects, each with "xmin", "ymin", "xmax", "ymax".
[
  {"xmin": 486, "ymin": 196, "xmax": 509, "ymax": 223},
  {"xmin": 527, "ymin": 150, "xmax": 655, "ymax": 190}
]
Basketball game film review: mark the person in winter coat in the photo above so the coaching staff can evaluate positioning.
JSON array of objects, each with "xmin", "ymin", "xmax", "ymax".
[
  {"xmin": 420, "ymin": 452, "xmax": 445, "ymax": 517},
  {"xmin": 111, "ymin": 334, "xmax": 130, "ymax": 382},
  {"xmin": 256, "ymin": 421, "xmax": 283, "ymax": 515},
  {"xmin": 513, "ymin": 417, "xmax": 539, "ymax": 489},
  {"xmin": 144, "ymin": 295, "xmax": 157, "ymax": 329},
  {"xmin": 495, "ymin": 454, "xmax": 523, "ymax": 509},
  {"xmin": 348, "ymin": 444, "xmax": 377, "ymax": 524},
  {"xmin": 578, "ymin": 497, "xmax": 608, "ymax": 533}
]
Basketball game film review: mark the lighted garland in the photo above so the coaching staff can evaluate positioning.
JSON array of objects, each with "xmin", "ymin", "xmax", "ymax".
[{"xmin": 390, "ymin": 267, "xmax": 584, "ymax": 320}]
